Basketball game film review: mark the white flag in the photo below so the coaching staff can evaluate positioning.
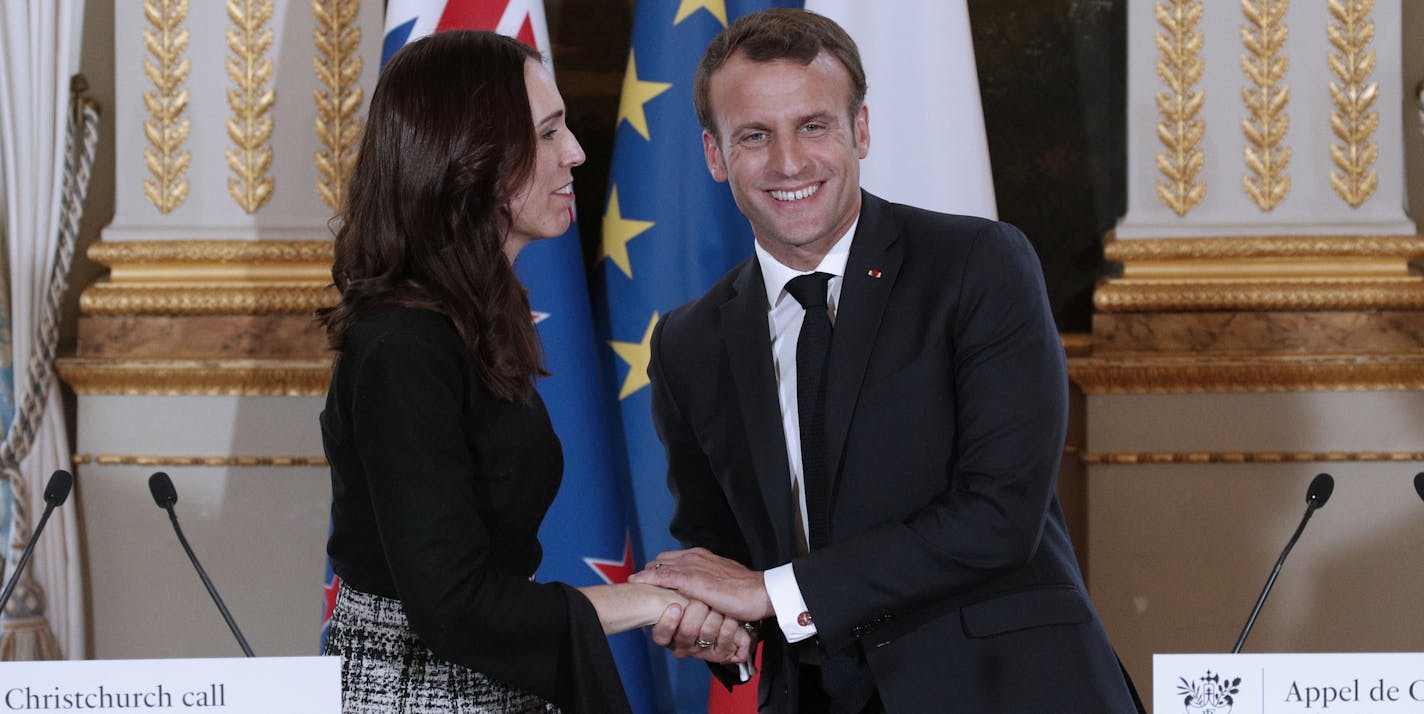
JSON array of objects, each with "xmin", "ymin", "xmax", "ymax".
[{"xmin": 804, "ymin": 0, "xmax": 997, "ymax": 219}]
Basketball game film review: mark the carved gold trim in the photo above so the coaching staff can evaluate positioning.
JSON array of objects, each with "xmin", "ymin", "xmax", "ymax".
[
  {"xmin": 142, "ymin": 0, "xmax": 192, "ymax": 214},
  {"xmin": 1094, "ymin": 278, "xmax": 1424, "ymax": 312},
  {"xmin": 313, "ymin": 0, "xmax": 362, "ymax": 213},
  {"xmin": 1069, "ymin": 353, "xmax": 1424, "ymax": 393},
  {"xmin": 1241, "ymin": 0, "xmax": 1291, "ymax": 211},
  {"xmin": 80, "ymin": 283, "xmax": 337, "ymax": 316},
  {"xmin": 1060, "ymin": 332, "xmax": 1092, "ymax": 358},
  {"xmin": 1081, "ymin": 450, "xmax": 1424, "ymax": 465},
  {"xmin": 57, "ymin": 358, "xmax": 332, "ymax": 396},
  {"xmin": 1154, "ymin": 0, "xmax": 1207, "ymax": 217},
  {"xmin": 1104, "ymin": 234, "xmax": 1424, "ymax": 261},
  {"xmin": 89, "ymin": 240, "xmax": 333, "ymax": 266},
  {"xmin": 73, "ymin": 454, "xmax": 327, "ymax": 467},
  {"xmin": 1326, "ymin": 0, "xmax": 1379, "ymax": 207},
  {"xmin": 225, "ymin": 0, "xmax": 276, "ymax": 213}
]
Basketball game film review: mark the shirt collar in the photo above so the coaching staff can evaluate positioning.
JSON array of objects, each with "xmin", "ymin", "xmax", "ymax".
[{"xmin": 753, "ymin": 217, "xmax": 859, "ymax": 309}]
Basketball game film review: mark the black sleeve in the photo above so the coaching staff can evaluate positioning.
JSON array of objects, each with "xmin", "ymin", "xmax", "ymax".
[
  {"xmin": 795, "ymin": 222, "xmax": 1070, "ymax": 653},
  {"xmin": 349, "ymin": 331, "xmax": 627, "ymax": 712}
]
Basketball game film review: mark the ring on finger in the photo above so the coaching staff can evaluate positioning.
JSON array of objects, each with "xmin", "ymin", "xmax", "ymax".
[{"xmin": 694, "ymin": 638, "xmax": 713, "ymax": 648}]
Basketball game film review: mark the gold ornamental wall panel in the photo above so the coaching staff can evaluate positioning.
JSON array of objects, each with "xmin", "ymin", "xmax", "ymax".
[
  {"xmin": 141, "ymin": 0, "xmax": 192, "ymax": 214},
  {"xmin": 313, "ymin": 0, "xmax": 363, "ymax": 212},
  {"xmin": 1154, "ymin": 0, "xmax": 1207, "ymax": 217},
  {"xmin": 1239, "ymin": 0, "xmax": 1290, "ymax": 211},
  {"xmin": 224, "ymin": 0, "xmax": 276, "ymax": 213},
  {"xmin": 1326, "ymin": 0, "xmax": 1379, "ymax": 208}
]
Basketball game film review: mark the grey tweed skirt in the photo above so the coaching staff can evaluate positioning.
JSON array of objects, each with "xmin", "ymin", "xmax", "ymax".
[{"xmin": 324, "ymin": 582, "xmax": 560, "ymax": 714}]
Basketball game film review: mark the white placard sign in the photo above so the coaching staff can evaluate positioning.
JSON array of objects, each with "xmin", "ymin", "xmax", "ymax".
[
  {"xmin": 0, "ymin": 656, "xmax": 339, "ymax": 713},
  {"xmin": 1156, "ymin": 653, "xmax": 1424, "ymax": 713}
]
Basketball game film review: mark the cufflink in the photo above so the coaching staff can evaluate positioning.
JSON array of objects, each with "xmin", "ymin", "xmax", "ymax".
[{"xmin": 796, "ymin": 611, "xmax": 814, "ymax": 627}]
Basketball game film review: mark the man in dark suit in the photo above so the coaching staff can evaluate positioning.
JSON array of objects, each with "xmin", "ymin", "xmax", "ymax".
[{"xmin": 628, "ymin": 9, "xmax": 1141, "ymax": 713}]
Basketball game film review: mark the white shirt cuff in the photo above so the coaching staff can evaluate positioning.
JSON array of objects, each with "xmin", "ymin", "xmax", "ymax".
[
  {"xmin": 764, "ymin": 563, "xmax": 817, "ymax": 643},
  {"xmin": 736, "ymin": 660, "xmax": 756, "ymax": 682}
]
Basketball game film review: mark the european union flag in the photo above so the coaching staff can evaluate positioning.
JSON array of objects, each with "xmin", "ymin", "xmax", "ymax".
[{"xmin": 595, "ymin": 1, "xmax": 797, "ymax": 711}]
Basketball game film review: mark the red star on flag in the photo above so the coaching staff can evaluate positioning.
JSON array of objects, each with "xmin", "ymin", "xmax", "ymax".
[
  {"xmin": 323, "ymin": 573, "xmax": 341, "ymax": 621},
  {"xmin": 584, "ymin": 532, "xmax": 636, "ymax": 585}
]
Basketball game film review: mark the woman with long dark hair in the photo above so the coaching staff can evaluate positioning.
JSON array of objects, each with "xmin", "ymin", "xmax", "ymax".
[{"xmin": 317, "ymin": 31, "xmax": 748, "ymax": 713}]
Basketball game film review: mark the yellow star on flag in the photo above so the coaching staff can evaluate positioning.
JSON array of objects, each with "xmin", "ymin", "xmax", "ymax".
[
  {"xmin": 674, "ymin": 0, "xmax": 728, "ymax": 26},
  {"xmin": 610, "ymin": 312, "xmax": 659, "ymax": 400},
  {"xmin": 617, "ymin": 50, "xmax": 672, "ymax": 141},
  {"xmin": 601, "ymin": 186, "xmax": 655, "ymax": 279}
]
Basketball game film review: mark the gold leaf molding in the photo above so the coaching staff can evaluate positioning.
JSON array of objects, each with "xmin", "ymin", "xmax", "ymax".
[
  {"xmin": 1104, "ymin": 234, "xmax": 1424, "ymax": 261},
  {"xmin": 1093, "ymin": 278, "xmax": 1424, "ymax": 312},
  {"xmin": 313, "ymin": 0, "xmax": 363, "ymax": 212},
  {"xmin": 225, "ymin": 0, "xmax": 277, "ymax": 213},
  {"xmin": 1326, "ymin": 0, "xmax": 1379, "ymax": 207},
  {"xmin": 80, "ymin": 284, "xmax": 337, "ymax": 316},
  {"xmin": 1080, "ymin": 450, "xmax": 1424, "ymax": 465},
  {"xmin": 1240, "ymin": 0, "xmax": 1291, "ymax": 211},
  {"xmin": 57, "ymin": 357, "xmax": 332, "ymax": 396},
  {"xmin": 142, "ymin": 0, "xmax": 192, "ymax": 214},
  {"xmin": 1154, "ymin": 0, "xmax": 1207, "ymax": 217},
  {"xmin": 81, "ymin": 240, "xmax": 336, "ymax": 315},
  {"xmin": 1069, "ymin": 352, "xmax": 1424, "ymax": 394},
  {"xmin": 73, "ymin": 454, "xmax": 327, "ymax": 467}
]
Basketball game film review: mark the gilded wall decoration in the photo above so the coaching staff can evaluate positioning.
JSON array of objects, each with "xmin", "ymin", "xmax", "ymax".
[
  {"xmin": 1069, "ymin": 353, "xmax": 1424, "ymax": 394},
  {"xmin": 225, "ymin": 0, "xmax": 276, "ymax": 213},
  {"xmin": 57, "ymin": 358, "xmax": 332, "ymax": 396},
  {"xmin": 1326, "ymin": 0, "xmax": 1379, "ymax": 207},
  {"xmin": 1240, "ymin": 0, "xmax": 1290, "ymax": 211},
  {"xmin": 1081, "ymin": 450, "xmax": 1424, "ymax": 465},
  {"xmin": 1093, "ymin": 279, "xmax": 1424, "ymax": 312},
  {"xmin": 87, "ymin": 239, "xmax": 333, "ymax": 266},
  {"xmin": 1154, "ymin": 0, "xmax": 1207, "ymax": 217},
  {"xmin": 141, "ymin": 0, "xmax": 192, "ymax": 214},
  {"xmin": 313, "ymin": 0, "xmax": 362, "ymax": 213},
  {"xmin": 80, "ymin": 284, "xmax": 337, "ymax": 316},
  {"xmin": 73, "ymin": 454, "xmax": 328, "ymax": 467}
]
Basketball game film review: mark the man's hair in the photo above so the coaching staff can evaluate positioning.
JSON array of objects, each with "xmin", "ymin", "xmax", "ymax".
[{"xmin": 693, "ymin": 8, "xmax": 867, "ymax": 141}]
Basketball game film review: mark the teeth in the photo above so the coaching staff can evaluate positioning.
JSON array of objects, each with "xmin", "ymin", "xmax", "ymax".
[
  {"xmin": 555, "ymin": 184, "xmax": 573, "ymax": 195},
  {"xmin": 770, "ymin": 184, "xmax": 819, "ymax": 202}
]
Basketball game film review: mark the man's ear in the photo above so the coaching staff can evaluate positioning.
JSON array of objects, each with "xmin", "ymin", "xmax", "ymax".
[
  {"xmin": 854, "ymin": 104, "xmax": 870, "ymax": 159},
  {"xmin": 703, "ymin": 130, "xmax": 728, "ymax": 183}
]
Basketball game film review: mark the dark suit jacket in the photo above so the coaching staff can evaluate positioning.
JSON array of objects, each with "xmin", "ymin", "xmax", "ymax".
[{"xmin": 648, "ymin": 192, "xmax": 1138, "ymax": 712}]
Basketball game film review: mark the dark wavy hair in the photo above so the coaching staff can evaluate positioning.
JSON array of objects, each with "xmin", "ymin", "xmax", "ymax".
[
  {"xmin": 694, "ymin": 8, "xmax": 866, "ymax": 142},
  {"xmin": 317, "ymin": 30, "xmax": 546, "ymax": 401}
]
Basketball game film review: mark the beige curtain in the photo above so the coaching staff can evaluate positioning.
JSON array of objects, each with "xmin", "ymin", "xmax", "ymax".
[{"xmin": 0, "ymin": 0, "xmax": 87, "ymax": 660}]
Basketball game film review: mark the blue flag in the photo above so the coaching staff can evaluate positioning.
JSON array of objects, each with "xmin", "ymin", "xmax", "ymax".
[{"xmin": 595, "ymin": 1, "xmax": 798, "ymax": 710}]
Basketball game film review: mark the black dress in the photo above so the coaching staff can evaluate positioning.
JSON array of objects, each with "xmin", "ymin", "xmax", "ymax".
[{"xmin": 321, "ymin": 307, "xmax": 627, "ymax": 713}]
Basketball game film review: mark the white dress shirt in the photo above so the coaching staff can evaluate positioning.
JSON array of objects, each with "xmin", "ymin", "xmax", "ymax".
[{"xmin": 753, "ymin": 219, "xmax": 857, "ymax": 645}]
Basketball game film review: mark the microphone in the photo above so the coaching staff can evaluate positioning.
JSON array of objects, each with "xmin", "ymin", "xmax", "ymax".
[
  {"xmin": 1232, "ymin": 472, "xmax": 1334, "ymax": 653},
  {"xmin": 148, "ymin": 471, "xmax": 254, "ymax": 657},
  {"xmin": 0, "ymin": 470, "xmax": 73, "ymax": 615}
]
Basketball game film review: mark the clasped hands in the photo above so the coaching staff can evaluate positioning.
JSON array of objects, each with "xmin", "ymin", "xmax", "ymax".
[{"xmin": 630, "ymin": 547, "xmax": 775, "ymax": 665}]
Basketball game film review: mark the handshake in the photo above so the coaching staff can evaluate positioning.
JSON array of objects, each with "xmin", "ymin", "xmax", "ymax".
[{"xmin": 628, "ymin": 547, "xmax": 777, "ymax": 666}]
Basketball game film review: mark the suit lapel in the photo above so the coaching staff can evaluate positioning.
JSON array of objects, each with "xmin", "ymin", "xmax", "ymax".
[
  {"xmin": 824, "ymin": 193, "xmax": 904, "ymax": 502},
  {"xmin": 720, "ymin": 260, "xmax": 796, "ymax": 560}
]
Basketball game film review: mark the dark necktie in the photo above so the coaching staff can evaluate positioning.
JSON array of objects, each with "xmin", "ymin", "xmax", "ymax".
[{"xmin": 785, "ymin": 272, "xmax": 833, "ymax": 550}]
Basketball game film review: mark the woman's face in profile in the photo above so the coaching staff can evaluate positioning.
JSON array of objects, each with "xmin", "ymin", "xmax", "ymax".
[{"xmin": 505, "ymin": 59, "xmax": 586, "ymax": 256}]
